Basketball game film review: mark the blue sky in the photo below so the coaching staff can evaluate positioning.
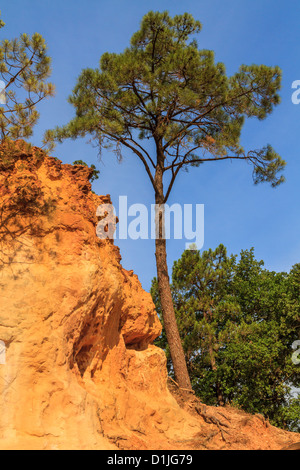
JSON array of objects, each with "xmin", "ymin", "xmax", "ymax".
[{"xmin": 2, "ymin": 0, "xmax": 300, "ymax": 291}]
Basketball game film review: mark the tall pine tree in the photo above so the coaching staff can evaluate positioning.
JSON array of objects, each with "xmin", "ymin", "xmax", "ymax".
[{"xmin": 49, "ymin": 11, "xmax": 285, "ymax": 390}]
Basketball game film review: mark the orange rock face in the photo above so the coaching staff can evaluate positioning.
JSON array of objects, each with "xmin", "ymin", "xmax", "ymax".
[
  {"xmin": 0, "ymin": 142, "xmax": 299, "ymax": 450},
  {"xmin": 0, "ymin": 143, "xmax": 193, "ymax": 449}
]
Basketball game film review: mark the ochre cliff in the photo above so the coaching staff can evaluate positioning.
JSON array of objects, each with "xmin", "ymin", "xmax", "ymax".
[{"xmin": 0, "ymin": 142, "xmax": 299, "ymax": 450}]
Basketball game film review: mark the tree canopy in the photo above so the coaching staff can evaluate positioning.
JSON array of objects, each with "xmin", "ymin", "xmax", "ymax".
[{"xmin": 49, "ymin": 10, "xmax": 285, "ymax": 194}]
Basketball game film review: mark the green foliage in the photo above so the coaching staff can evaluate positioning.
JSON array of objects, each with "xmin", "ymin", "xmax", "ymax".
[
  {"xmin": 49, "ymin": 9, "xmax": 288, "ymax": 397},
  {"xmin": 72, "ymin": 159, "xmax": 100, "ymax": 183},
  {"xmin": 151, "ymin": 245, "xmax": 300, "ymax": 431},
  {"xmin": 0, "ymin": 11, "xmax": 54, "ymax": 141},
  {"xmin": 49, "ymin": 10, "xmax": 285, "ymax": 190}
]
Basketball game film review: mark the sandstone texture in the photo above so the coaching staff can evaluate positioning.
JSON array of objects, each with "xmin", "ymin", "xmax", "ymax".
[{"xmin": 0, "ymin": 142, "xmax": 299, "ymax": 450}]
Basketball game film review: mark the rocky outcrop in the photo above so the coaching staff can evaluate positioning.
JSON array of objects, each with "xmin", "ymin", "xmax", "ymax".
[
  {"xmin": 0, "ymin": 142, "xmax": 194, "ymax": 449},
  {"xmin": 0, "ymin": 142, "xmax": 299, "ymax": 450}
]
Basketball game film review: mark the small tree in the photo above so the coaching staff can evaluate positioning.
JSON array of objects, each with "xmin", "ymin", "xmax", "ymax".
[
  {"xmin": 73, "ymin": 160, "xmax": 100, "ymax": 183},
  {"xmin": 0, "ymin": 11, "xmax": 54, "ymax": 141},
  {"xmin": 49, "ymin": 11, "xmax": 285, "ymax": 390}
]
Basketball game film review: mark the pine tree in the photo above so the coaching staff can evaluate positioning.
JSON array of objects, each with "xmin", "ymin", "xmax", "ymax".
[
  {"xmin": 0, "ymin": 11, "xmax": 54, "ymax": 141},
  {"xmin": 49, "ymin": 11, "xmax": 285, "ymax": 391}
]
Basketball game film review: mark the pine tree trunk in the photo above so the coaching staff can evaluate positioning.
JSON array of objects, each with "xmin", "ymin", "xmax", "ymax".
[
  {"xmin": 154, "ymin": 161, "xmax": 192, "ymax": 391},
  {"xmin": 155, "ymin": 235, "xmax": 192, "ymax": 390}
]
